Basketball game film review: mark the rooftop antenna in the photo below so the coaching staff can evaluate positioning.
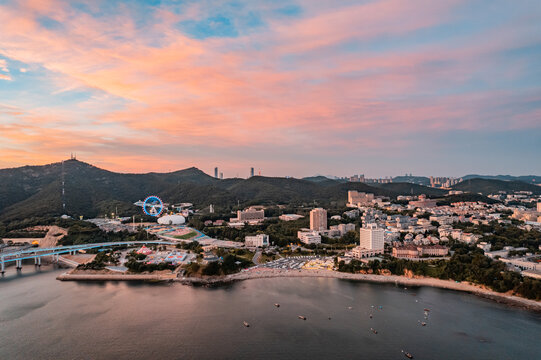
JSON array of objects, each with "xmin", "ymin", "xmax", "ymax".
[{"xmin": 61, "ymin": 160, "xmax": 66, "ymax": 213}]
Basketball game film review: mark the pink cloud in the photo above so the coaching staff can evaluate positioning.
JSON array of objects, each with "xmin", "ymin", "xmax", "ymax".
[{"xmin": 0, "ymin": 0, "xmax": 539, "ymax": 174}]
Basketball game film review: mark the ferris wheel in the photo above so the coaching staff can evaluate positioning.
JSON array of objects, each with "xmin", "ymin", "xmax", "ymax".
[{"xmin": 142, "ymin": 196, "xmax": 164, "ymax": 217}]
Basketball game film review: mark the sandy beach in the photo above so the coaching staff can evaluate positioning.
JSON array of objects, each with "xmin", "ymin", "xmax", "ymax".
[
  {"xmin": 218, "ymin": 269, "xmax": 541, "ymax": 311},
  {"xmin": 57, "ymin": 267, "xmax": 541, "ymax": 312}
]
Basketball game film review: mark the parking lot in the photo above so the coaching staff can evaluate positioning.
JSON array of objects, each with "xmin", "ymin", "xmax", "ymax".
[{"xmin": 258, "ymin": 256, "xmax": 332, "ymax": 270}]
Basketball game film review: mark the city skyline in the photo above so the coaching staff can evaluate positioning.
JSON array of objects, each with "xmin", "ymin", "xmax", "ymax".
[
  {"xmin": 3, "ymin": 156, "xmax": 541, "ymax": 181},
  {"xmin": 0, "ymin": 0, "xmax": 540, "ymax": 177}
]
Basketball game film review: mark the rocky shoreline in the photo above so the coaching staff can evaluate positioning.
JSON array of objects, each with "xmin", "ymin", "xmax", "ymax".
[{"xmin": 57, "ymin": 269, "xmax": 541, "ymax": 313}]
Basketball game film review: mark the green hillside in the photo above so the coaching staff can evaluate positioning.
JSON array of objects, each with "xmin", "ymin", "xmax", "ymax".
[
  {"xmin": 0, "ymin": 160, "xmax": 398, "ymax": 221},
  {"xmin": 435, "ymin": 193, "xmax": 500, "ymax": 205},
  {"xmin": 452, "ymin": 178, "xmax": 541, "ymax": 195},
  {"xmin": 369, "ymin": 182, "xmax": 447, "ymax": 197},
  {"xmin": 2, "ymin": 160, "xmax": 537, "ymax": 222}
]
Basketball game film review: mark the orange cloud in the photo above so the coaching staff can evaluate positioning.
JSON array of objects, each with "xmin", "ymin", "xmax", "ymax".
[{"xmin": 0, "ymin": 0, "xmax": 539, "ymax": 175}]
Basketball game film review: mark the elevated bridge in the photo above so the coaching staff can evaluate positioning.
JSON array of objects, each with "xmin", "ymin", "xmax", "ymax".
[{"xmin": 0, "ymin": 241, "xmax": 175, "ymax": 273}]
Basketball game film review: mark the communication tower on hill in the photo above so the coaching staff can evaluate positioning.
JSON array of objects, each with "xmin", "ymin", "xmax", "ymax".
[{"xmin": 61, "ymin": 160, "xmax": 66, "ymax": 213}]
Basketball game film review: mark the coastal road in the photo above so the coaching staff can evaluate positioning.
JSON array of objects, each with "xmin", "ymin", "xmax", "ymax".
[{"xmin": 253, "ymin": 249, "xmax": 262, "ymax": 265}]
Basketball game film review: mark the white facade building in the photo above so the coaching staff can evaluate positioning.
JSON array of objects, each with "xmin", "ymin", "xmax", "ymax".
[
  {"xmin": 157, "ymin": 214, "xmax": 186, "ymax": 225},
  {"xmin": 347, "ymin": 191, "xmax": 374, "ymax": 206},
  {"xmin": 245, "ymin": 234, "xmax": 270, "ymax": 247},
  {"xmin": 310, "ymin": 208, "xmax": 327, "ymax": 231},
  {"xmin": 359, "ymin": 223, "xmax": 384, "ymax": 251},
  {"xmin": 352, "ymin": 224, "xmax": 384, "ymax": 259},
  {"xmin": 297, "ymin": 230, "xmax": 322, "ymax": 244}
]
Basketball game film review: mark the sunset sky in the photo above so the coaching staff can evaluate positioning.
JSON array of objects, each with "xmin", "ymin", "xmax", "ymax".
[{"xmin": 0, "ymin": 0, "xmax": 539, "ymax": 178}]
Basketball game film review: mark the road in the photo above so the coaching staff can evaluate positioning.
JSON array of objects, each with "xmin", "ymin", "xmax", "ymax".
[{"xmin": 252, "ymin": 249, "xmax": 262, "ymax": 264}]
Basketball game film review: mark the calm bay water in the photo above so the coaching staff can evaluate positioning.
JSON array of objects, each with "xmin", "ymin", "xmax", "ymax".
[{"xmin": 1, "ymin": 265, "xmax": 540, "ymax": 360}]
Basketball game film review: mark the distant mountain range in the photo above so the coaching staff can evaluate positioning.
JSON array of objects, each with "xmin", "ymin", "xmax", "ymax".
[
  {"xmin": 451, "ymin": 178, "xmax": 541, "ymax": 195},
  {"xmin": 461, "ymin": 174, "xmax": 541, "ymax": 184},
  {"xmin": 0, "ymin": 160, "xmax": 539, "ymax": 221},
  {"xmin": 307, "ymin": 174, "xmax": 541, "ymax": 186},
  {"xmin": 0, "ymin": 160, "xmax": 393, "ymax": 221}
]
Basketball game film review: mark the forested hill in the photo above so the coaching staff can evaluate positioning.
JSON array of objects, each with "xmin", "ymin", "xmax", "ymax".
[
  {"xmin": 1, "ymin": 159, "xmax": 538, "ymax": 221},
  {"xmin": 0, "ymin": 159, "xmax": 422, "ymax": 221},
  {"xmin": 0, "ymin": 160, "xmax": 217, "ymax": 221},
  {"xmin": 451, "ymin": 178, "xmax": 541, "ymax": 195},
  {"xmin": 461, "ymin": 174, "xmax": 541, "ymax": 184}
]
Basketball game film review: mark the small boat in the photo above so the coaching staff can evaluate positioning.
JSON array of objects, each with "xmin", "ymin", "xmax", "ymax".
[
  {"xmin": 347, "ymin": 306, "xmax": 353, "ymax": 310},
  {"xmin": 370, "ymin": 328, "xmax": 378, "ymax": 334},
  {"xmin": 421, "ymin": 322, "xmax": 427, "ymax": 326},
  {"xmin": 274, "ymin": 303, "xmax": 280, "ymax": 307},
  {"xmin": 424, "ymin": 308, "xmax": 430, "ymax": 312},
  {"xmin": 243, "ymin": 321, "xmax": 250, "ymax": 327},
  {"xmin": 369, "ymin": 314, "xmax": 373, "ymax": 319},
  {"xmin": 298, "ymin": 315, "xmax": 306, "ymax": 320},
  {"xmin": 402, "ymin": 350, "xmax": 414, "ymax": 359},
  {"xmin": 328, "ymin": 317, "xmax": 332, "ymax": 320}
]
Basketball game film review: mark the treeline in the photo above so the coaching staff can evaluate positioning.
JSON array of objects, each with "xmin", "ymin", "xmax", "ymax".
[
  {"xmin": 2, "ymin": 231, "xmax": 47, "ymax": 238},
  {"xmin": 185, "ymin": 254, "xmax": 252, "ymax": 276},
  {"xmin": 77, "ymin": 251, "xmax": 119, "ymax": 270},
  {"xmin": 190, "ymin": 217, "xmax": 310, "ymax": 247},
  {"xmin": 190, "ymin": 212, "xmax": 360, "ymax": 247},
  {"xmin": 0, "ymin": 217, "xmax": 76, "ymax": 238},
  {"xmin": 338, "ymin": 247, "xmax": 541, "ymax": 300},
  {"xmin": 125, "ymin": 258, "xmax": 176, "ymax": 273},
  {"xmin": 453, "ymin": 221, "xmax": 541, "ymax": 251},
  {"xmin": 59, "ymin": 222, "xmax": 156, "ymax": 246}
]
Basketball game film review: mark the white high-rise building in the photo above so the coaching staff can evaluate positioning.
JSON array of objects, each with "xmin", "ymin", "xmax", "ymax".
[
  {"xmin": 310, "ymin": 208, "xmax": 327, "ymax": 231},
  {"xmin": 352, "ymin": 224, "xmax": 384, "ymax": 259},
  {"xmin": 359, "ymin": 224, "xmax": 384, "ymax": 251}
]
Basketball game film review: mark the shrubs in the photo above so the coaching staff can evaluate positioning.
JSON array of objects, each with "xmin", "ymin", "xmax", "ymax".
[
  {"xmin": 337, "ymin": 250, "xmax": 541, "ymax": 300},
  {"xmin": 124, "ymin": 259, "xmax": 175, "ymax": 273}
]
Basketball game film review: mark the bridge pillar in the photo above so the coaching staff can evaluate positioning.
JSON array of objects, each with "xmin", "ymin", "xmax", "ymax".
[
  {"xmin": 1, "ymin": 256, "xmax": 4, "ymax": 273},
  {"xmin": 35, "ymin": 257, "xmax": 38, "ymax": 265},
  {"xmin": 16, "ymin": 259, "xmax": 22, "ymax": 269},
  {"xmin": 38, "ymin": 257, "xmax": 41, "ymax": 266}
]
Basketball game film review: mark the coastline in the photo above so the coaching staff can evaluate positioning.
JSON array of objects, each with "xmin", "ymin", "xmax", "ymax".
[{"xmin": 57, "ymin": 268, "xmax": 541, "ymax": 313}]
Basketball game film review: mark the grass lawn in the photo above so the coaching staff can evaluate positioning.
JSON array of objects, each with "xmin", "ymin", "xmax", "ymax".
[{"xmin": 174, "ymin": 231, "xmax": 198, "ymax": 240}]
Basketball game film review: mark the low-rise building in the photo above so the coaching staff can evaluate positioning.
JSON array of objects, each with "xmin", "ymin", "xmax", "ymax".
[
  {"xmin": 245, "ymin": 234, "xmax": 270, "ymax": 247},
  {"xmin": 202, "ymin": 244, "xmax": 218, "ymax": 252},
  {"xmin": 279, "ymin": 214, "xmax": 304, "ymax": 221},
  {"xmin": 409, "ymin": 195, "xmax": 438, "ymax": 208},
  {"xmin": 297, "ymin": 230, "xmax": 321, "ymax": 244},
  {"xmin": 343, "ymin": 209, "xmax": 360, "ymax": 218},
  {"xmin": 392, "ymin": 244, "xmax": 449, "ymax": 259},
  {"xmin": 352, "ymin": 246, "xmax": 383, "ymax": 259},
  {"xmin": 477, "ymin": 242, "xmax": 492, "ymax": 252},
  {"xmin": 202, "ymin": 252, "xmax": 220, "ymax": 264},
  {"xmin": 347, "ymin": 191, "xmax": 374, "ymax": 206},
  {"xmin": 230, "ymin": 207, "xmax": 265, "ymax": 223},
  {"xmin": 329, "ymin": 223, "xmax": 356, "ymax": 236}
]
